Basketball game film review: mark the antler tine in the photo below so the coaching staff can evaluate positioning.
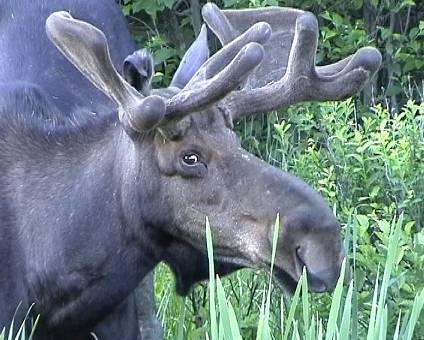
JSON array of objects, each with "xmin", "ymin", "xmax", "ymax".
[
  {"xmin": 224, "ymin": 13, "xmax": 382, "ymax": 119},
  {"xmin": 164, "ymin": 42, "xmax": 265, "ymax": 122},
  {"xmin": 161, "ymin": 22, "xmax": 271, "ymax": 123},
  {"xmin": 170, "ymin": 24, "xmax": 209, "ymax": 89},
  {"xmin": 46, "ymin": 12, "xmax": 166, "ymax": 132},
  {"xmin": 202, "ymin": 3, "xmax": 237, "ymax": 45},
  {"xmin": 188, "ymin": 22, "xmax": 271, "ymax": 85}
]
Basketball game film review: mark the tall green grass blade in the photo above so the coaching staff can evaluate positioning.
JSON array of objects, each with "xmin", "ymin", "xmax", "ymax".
[
  {"xmin": 14, "ymin": 304, "xmax": 36, "ymax": 340},
  {"xmin": 339, "ymin": 280, "xmax": 353, "ymax": 339},
  {"xmin": 218, "ymin": 317, "xmax": 224, "ymax": 340},
  {"xmin": 27, "ymin": 315, "xmax": 39, "ymax": 340},
  {"xmin": 216, "ymin": 276, "xmax": 232, "ymax": 340},
  {"xmin": 280, "ymin": 296, "xmax": 285, "ymax": 339},
  {"xmin": 227, "ymin": 301, "xmax": 242, "ymax": 340},
  {"xmin": 293, "ymin": 320, "xmax": 300, "ymax": 340},
  {"xmin": 351, "ymin": 215, "xmax": 358, "ymax": 340},
  {"xmin": 255, "ymin": 286, "xmax": 266, "ymax": 340},
  {"xmin": 377, "ymin": 304, "xmax": 387, "ymax": 340},
  {"xmin": 176, "ymin": 297, "xmax": 186, "ymax": 340},
  {"xmin": 7, "ymin": 302, "xmax": 25, "ymax": 340},
  {"xmin": 405, "ymin": 288, "xmax": 424, "ymax": 340},
  {"xmin": 375, "ymin": 215, "xmax": 403, "ymax": 337},
  {"xmin": 257, "ymin": 215, "xmax": 280, "ymax": 340},
  {"xmin": 206, "ymin": 218, "xmax": 218, "ymax": 340},
  {"xmin": 366, "ymin": 268, "xmax": 380, "ymax": 340},
  {"xmin": 399, "ymin": 309, "xmax": 410, "ymax": 338},
  {"xmin": 7, "ymin": 315, "xmax": 15, "ymax": 340},
  {"xmin": 282, "ymin": 277, "xmax": 302, "ymax": 340},
  {"xmin": 217, "ymin": 276, "xmax": 242, "ymax": 340},
  {"xmin": 269, "ymin": 214, "xmax": 280, "ymax": 276},
  {"xmin": 317, "ymin": 318, "xmax": 323, "ymax": 340},
  {"xmin": 307, "ymin": 313, "xmax": 316, "ymax": 340},
  {"xmin": 325, "ymin": 259, "xmax": 346, "ymax": 340},
  {"xmin": 392, "ymin": 311, "xmax": 401, "ymax": 340},
  {"xmin": 301, "ymin": 266, "xmax": 309, "ymax": 337}
]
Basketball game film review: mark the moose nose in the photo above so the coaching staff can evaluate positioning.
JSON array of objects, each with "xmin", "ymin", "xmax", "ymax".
[
  {"xmin": 295, "ymin": 247, "xmax": 341, "ymax": 292},
  {"xmin": 307, "ymin": 268, "xmax": 339, "ymax": 292}
]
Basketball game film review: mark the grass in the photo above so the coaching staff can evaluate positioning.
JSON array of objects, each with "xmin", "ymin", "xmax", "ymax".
[
  {"xmin": 155, "ymin": 214, "xmax": 424, "ymax": 339},
  {"xmin": 0, "ymin": 305, "xmax": 39, "ymax": 340}
]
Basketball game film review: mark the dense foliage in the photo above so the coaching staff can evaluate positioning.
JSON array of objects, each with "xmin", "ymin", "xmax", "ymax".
[{"xmin": 116, "ymin": 0, "xmax": 424, "ymax": 339}]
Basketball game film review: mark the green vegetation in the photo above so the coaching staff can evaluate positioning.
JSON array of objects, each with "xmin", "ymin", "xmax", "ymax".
[
  {"xmin": 119, "ymin": 0, "xmax": 424, "ymax": 338},
  {"xmin": 154, "ymin": 99, "xmax": 424, "ymax": 339}
]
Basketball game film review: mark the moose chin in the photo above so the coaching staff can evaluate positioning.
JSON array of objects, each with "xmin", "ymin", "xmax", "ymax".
[{"xmin": 0, "ymin": 1, "xmax": 381, "ymax": 339}]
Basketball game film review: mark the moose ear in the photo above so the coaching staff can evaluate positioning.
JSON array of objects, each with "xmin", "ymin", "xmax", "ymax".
[{"xmin": 123, "ymin": 49, "xmax": 154, "ymax": 95}]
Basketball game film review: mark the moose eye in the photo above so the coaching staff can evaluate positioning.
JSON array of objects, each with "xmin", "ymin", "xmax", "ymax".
[
  {"xmin": 182, "ymin": 153, "xmax": 199, "ymax": 166},
  {"xmin": 179, "ymin": 151, "xmax": 207, "ymax": 178}
]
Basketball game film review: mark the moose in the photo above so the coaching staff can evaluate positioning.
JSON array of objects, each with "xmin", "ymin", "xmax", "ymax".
[{"xmin": 0, "ymin": 0, "xmax": 381, "ymax": 339}]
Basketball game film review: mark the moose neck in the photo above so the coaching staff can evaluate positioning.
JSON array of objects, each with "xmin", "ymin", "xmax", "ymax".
[{"xmin": 12, "ymin": 120, "xmax": 161, "ymax": 326}]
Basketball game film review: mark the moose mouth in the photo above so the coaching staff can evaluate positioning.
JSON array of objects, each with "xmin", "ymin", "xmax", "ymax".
[
  {"xmin": 271, "ymin": 248, "xmax": 336, "ymax": 294},
  {"xmin": 273, "ymin": 265, "xmax": 333, "ymax": 294},
  {"xmin": 273, "ymin": 267, "xmax": 299, "ymax": 294}
]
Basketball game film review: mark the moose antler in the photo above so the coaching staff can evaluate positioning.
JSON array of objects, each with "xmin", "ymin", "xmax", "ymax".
[
  {"xmin": 202, "ymin": 3, "xmax": 382, "ymax": 119},
  {"xmin": 46, "ymin": 11, "xmax": 166, "ymax": 132},
  {"xmin": 46, "ymin": 12, "xmax": 271, "ymax": 132},
  {"xmin": 170, "ymin": 24, "xmax": 209, "ymax": 89}
]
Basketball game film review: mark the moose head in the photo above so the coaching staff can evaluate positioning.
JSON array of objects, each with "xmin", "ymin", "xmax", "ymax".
[{"xmin": 45, "ymin": 4, "xmax": 381, "ymax": 294}]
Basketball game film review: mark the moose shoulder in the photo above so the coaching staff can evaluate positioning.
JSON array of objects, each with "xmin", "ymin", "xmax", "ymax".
[{"xmin": 0, "ymin": 1, "xmax": 381, "ymax": 339}]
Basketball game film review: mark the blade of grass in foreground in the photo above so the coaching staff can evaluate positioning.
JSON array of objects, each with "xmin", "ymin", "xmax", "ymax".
[
  {"xmin": 405, "ymin": 288, "xmax": 424, "ymax": 340},
  {"xmin": 216, "ymin": 276, "xmax": 242, "ymax": 340},
  {"xmin": 351, "ymin": 214, "xmax": 359, "ymax": 340},
  {"xmin": 392, "ymin": 311, "xmax": 401, "ymax": 340},
  {"xmin": 176, "ymin": 297, "xmax": 186, "ymax": 340},
  {"xmin": 206, "ymin": 218, "xmax": 218, "ymax": 340},
  {"xmin": 255, "ymin": 287, "xmax": 267, "ymax": 340},
  {"xmin": 301, "ymin": 266, "xmax": 309, "ymax": 338},
  {"xmin": 324, "ymin": 259, "xmax": 346, "ymax": 340},
  {"xmin": 282, "ymin": 277, "xmax": 302, "ymax": 340},
  {"xmin": 7, "ymin": 309, "xmax": 15, "ymax": 340},
  {"xmin": 256, "ymin": 215, "xmax": 280, "ymax": 340},
  {"xmin": 227, "ymin": 299, "xmax": 242, "ymax": 339},
  {"xmin": 374, "ymin": 215, "xmax": 403, "ymax": 338},
  {"xmin": 339, "ymin": 280, "xmax": 353, "ymax": 338},
  {"xmin": 306, "ymin": 313, "xmax": 316, "ymax": 340}
]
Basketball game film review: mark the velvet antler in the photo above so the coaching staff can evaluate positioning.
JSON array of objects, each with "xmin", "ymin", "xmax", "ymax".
[
  {"xmin": 46, "ymin": 12, "xmax": 271, "ymax": 132},
  {"xmin": 46, "ymin": 11, "xmax": 166, "ymax": 132},
  {"xmin": 202, "ymin": 3, "xmax": 382, "ymax": 120}
]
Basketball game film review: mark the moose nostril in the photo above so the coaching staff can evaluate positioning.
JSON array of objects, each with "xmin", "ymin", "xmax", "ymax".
[
  {"xmin": 295, "ymin": 247, "xmax": 305, "ymax": 266},
  {"xmin": 294, "ymin": 246, "xmax": 306, "ymax": 275}
]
